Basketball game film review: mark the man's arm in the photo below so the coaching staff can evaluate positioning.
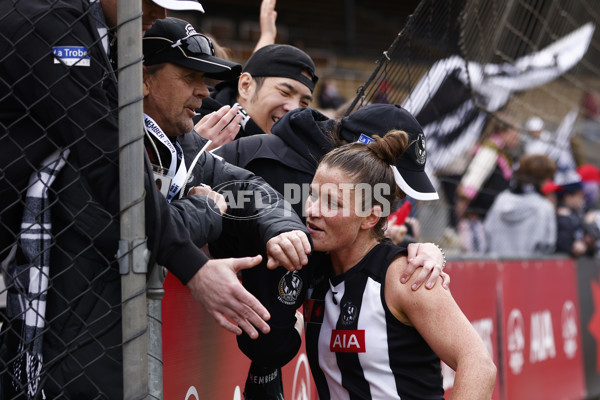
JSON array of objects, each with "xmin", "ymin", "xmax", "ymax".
[
  {"xmin": 169, "ymin": 193, "xmax": 224, "ymax": 246},
  {"xmin": 252, "ymin": 0, "xmax": 278, "ymax": 53},
  {"xmin": 187, "ymin": 255, "xmax": 271, "ymax": 338},
  {"xmin": 208, "ymin": 158, "xmax": 312, "ymax": 267},
  {"xmin": 0, "ymin": 5, "xmax": 270, "ymax": 337}
]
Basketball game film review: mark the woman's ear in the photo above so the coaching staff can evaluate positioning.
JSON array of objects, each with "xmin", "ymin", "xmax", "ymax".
[{"xmin": 361, "ymin": 205, "xmax": 382, "ymax": 230}]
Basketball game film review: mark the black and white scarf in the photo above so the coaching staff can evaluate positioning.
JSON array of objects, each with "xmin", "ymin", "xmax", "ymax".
[{"xmin": 6, "ymin": 148, "xmax": 69, "ymax": 399}]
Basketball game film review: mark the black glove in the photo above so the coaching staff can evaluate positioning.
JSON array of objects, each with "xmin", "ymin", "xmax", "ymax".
[{"xmin": 243, "ymin": 362, "xmax": 284, "ymax": 400}]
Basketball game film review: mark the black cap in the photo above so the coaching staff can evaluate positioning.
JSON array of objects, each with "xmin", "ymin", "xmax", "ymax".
[
  {"xmin": 339, "ymin": 104, "xmax": 438, "ymax": 201},
  {"xmin": 143, "ymin": 18, "xmax": 241, "ymax": 81},
  {"xmin": 243, "ymin": 44, "xmax": 319, "ymax": 92}
]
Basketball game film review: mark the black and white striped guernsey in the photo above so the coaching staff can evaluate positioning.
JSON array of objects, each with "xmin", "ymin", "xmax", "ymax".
[{"xmin": 304, "ymin": 241, "xmax": 444, "ymax": 399}]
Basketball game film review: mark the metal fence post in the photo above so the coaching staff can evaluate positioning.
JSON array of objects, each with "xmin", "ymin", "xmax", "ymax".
[
  {"xmin": 147, "ymin": 264, "xmax": 167, "ymax": 399},
  {"xmin": 117, "ymin": 0, "xmax": 149, "ymax": 398}
]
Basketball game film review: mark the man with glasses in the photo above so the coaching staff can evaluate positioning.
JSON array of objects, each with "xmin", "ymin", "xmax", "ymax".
[{"xmin": 0, "ymin": 1, "xmax": 282, "ymax": 398}]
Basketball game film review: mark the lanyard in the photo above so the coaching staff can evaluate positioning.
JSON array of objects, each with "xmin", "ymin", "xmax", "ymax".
[{"xmin": 144, "ymin": 114, "xmax": 187, "ymax": 202}]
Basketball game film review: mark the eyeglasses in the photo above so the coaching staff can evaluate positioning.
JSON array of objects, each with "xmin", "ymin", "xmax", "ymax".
[{"xmin": 145, "ymin": 33, "xmax": 215, "ymax": 63}]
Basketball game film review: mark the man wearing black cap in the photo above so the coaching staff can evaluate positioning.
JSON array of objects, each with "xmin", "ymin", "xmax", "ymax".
[
  {"xmin": 0, "ymin": 1, "xmax": 283, "ymax": 398},
  {"xmin": 141, "ymin": 16, "xmax": 312, "ymax": 271},
  {"xmin": 193, "ymin": 43, "xmax": 319, "ymax": 140},
  {"xmin": 214, "ymin": 104, "xmax": 447, "ymax": 399}
]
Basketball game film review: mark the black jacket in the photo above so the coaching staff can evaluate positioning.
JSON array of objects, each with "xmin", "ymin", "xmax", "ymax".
[
  {"xmin": 146, "ymin": 130, "xmax": 310, "ymax": 259},
  {"xmin": 0, "ymin": 0, "xmax": 209, "ymax": 284},
  {"xmin": 214, "ymin": 108, "xmax": 336, "ymax": 368},
  {"xmin": 0, "ymin": 1, "xmax": 207, "ymax": 398},
  {"xmin": 555, "ymin": 204, "xmax": 587, "ymax": 256},
  {"xmin": 215, "ymin": 108, "xmax": 336, "ymax": 217}
]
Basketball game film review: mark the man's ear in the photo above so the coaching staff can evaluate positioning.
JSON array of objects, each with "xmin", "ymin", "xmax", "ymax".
[
  {"xmin": 237, "ymin": 72, "xmax": 254, "ymax": 103},
  {"xmin": 361, "ymin": 205, "xmax": 382, "ymax": 230},
  {"xmin": 142, "ymin": 67, "xmax": 150, "ymax": 97}
]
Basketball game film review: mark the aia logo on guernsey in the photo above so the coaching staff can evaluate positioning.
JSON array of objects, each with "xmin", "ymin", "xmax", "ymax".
[{"xmin": 330, "ymin": 330, "xmax": 366, "ymax": 353}]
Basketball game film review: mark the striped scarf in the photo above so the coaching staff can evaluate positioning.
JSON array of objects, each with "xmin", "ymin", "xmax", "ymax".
[{"xmin": 6, "ymin": 149, "xmax": 69, "ymax": 399}]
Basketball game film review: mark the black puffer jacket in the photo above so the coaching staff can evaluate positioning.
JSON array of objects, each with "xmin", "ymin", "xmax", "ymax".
[
  {"xmin": 214, "ymin": 108, "xmax": 336, "ymax": 367},
  {"xmin": 0, "ymin": 1, "xmax": 211, "ymax": 397},
  {"xmin": 176, "ymin": 131, "xmax": 310, "ymax": 258},
  {"xmin": 216, "ymin": 108, "xmax": 336, "ymax": 217}
]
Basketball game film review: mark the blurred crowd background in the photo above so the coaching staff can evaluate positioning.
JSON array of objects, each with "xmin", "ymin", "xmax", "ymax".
[{"xmin": 171, "ymin": 0, "xmax": 600, "ymax": 257}]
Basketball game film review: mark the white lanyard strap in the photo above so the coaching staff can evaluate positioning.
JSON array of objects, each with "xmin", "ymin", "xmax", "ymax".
[{"xmin": 144, "ymin": 114, "xmax": 187, "ymax": 202}]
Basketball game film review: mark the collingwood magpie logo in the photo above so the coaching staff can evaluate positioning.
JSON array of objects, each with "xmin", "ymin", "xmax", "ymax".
[
  {"xmin": 208, "ymin": 179, "xmax": 281, "ymax": 220},
  {"xmin": 185, "ymin": 24, "xmax": 197, "ymax": 36},
  {"xmin": 277, "ymin": 271, "xmax": 302, "ymax": 306},
  {"xmin": 341, "ymin": 301, "xmax": 358, "ymax": 325},
  {"xmin": 415, "ymin": 132, "xmax": 427, "ymax": 165}
]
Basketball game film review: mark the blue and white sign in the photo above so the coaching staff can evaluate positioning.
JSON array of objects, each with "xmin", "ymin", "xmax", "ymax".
[
  {"xmin": 357, "ymin": 133, "xmax": 374, "ymax": 145},
  {"xmin": 53, "ymin": 46, "xmax": 90, "ymax": 67}
]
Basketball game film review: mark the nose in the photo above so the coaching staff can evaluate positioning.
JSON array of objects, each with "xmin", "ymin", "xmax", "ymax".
[
  {"xmin": 283, "ymin": 97, "xmax": 302, "ymax": 112},
  {"xmin": 194, "ymin": 81, "xmax": 210, "ymax": 99},
  {"xmin": 305, "ymin": 195, "xmax": 321, "ymax": 218}
]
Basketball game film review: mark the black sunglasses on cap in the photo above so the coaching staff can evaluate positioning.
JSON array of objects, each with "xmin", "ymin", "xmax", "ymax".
[{"xmin": 144, "ymin": 33, "xmax": 215, "ymax": 63}]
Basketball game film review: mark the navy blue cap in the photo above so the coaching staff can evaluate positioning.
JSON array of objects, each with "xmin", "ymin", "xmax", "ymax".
[
  {"xmin": 243, "ymin": 44, "xmax": 318, "ymax": 92},
  {"xmin": 340, "ymin": 104, "xmax": 438, "ymax": 201}
]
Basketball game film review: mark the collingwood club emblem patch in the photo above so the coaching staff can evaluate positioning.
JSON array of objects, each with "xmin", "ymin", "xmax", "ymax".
[
  {"xmin": 184, "ymin": 23, "xmax": 197, "ymax": 36},
  {"xmin": 415, "ymin": 132, "xmax": 427, "ymax": 165},
  {"xmin": 278, "ymin": 271, "xmax": 302, "ymax": 305},
  {"xmin": 341, "ymin": 301, "xmax": 358, "ymax": 325}
]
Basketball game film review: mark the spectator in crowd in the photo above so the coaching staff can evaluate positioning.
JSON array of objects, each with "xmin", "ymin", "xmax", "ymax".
[
  {"xmin": 523, "ymin": 114, "xmax": 580, "ymax": 174},
  {"xmin": 572, "ymin": 91, "xmax": 600, "ymax": 166},
  {"xmin": 542, "ymin": 179, "xmax": 560, "ymax": 209},
  {"xmin": 0, "ymin": 1, "xmax": 278, "ymax": 398},
  {"xmin": 303, "ymin": 131, "xmax": 496, "ymax": 399},
  {"xmin": 193, "ymin": 43, "xmax": 319, "ymax": 142},
  {"xmin": 253, "ymin": 0, "xmax": 279, "ymax": 53},
  {"xmin": 582, "ymin": 91, "xmax": 599, "ymax": 120},
  {"xmin": 455, "ymin": 114, "xmax": 521, "ymax": 253},
  {"xmin": 317, "ymin": 78, "xmax": 347, "ymax": 110},
  {"xmin": 215, "ymin": 104, "xmax": 449, "ymax": 399},
  {"xmin": 484, "ymin": 154, "xmax": 557, "ymax": 255},
  {"xmin": 523, "ymin": 116, "xmax": 552, "ymax": 156},
  {"xmin": 577, "ymin": 164, "xmax": 600, "ymax": 211},
  {"xmin": 374, "ymin": 79, "xmax": 392, "ymax": 103},
  {"xmin": 555, "ymin": 174, "xmax": 595, "ymax": 257},
  {"xmin": 576, "ymin": 164, "xmax": 600, "ymax": 256}
]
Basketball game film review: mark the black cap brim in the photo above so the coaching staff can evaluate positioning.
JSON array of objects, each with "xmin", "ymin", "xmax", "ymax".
[
  {"xmin": 391, "ymin": 166, "xmax": 439, "ymax": 200},
  {"xmin": 146, "ymin": 49, "xmax": 241, "ymax": 81},
  {"xmin": 172, "ymin": 54, "xmax": 241, "ymax": 81}
]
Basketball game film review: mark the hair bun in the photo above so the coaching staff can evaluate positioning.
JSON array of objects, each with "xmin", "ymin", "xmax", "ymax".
[{"xmin": 367, "ymin": 130, "xmax": 410, "ymax": 165}]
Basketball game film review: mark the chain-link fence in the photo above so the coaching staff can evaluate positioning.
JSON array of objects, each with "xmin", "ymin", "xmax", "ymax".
[
  {"xmin": 0, "ymin": 0, "xmax": 151, "ymax": 398},
  {"xmin": 347, "ymin": 0, "xmax": 600, "ymax": 256}
]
